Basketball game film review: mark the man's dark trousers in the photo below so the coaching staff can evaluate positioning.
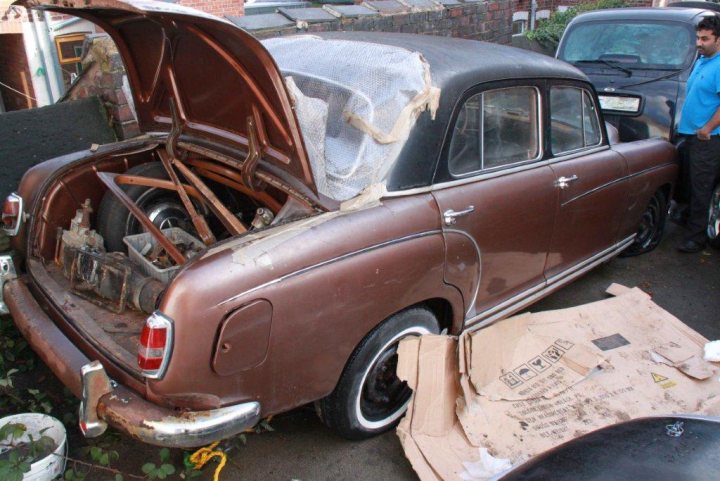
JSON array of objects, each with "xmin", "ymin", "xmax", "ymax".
[{"xmin": 685, "ymin": 135, "xmax": 720, "ymax": 243}]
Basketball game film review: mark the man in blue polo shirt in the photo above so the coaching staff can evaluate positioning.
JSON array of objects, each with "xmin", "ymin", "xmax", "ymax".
[{"xmin": 677, "ymin": 16, "xmax": 720, "ymax": 253}]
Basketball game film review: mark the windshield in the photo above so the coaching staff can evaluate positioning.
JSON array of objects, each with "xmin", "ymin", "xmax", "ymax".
[{"xmin": 559, "ymin": 21, "xmax": 696, "ymax": 69}]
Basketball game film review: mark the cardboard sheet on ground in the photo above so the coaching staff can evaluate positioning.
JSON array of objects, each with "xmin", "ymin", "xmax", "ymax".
[{"xmin": 396, "ymin": 285, "xmax": 720, "ymax": 481}]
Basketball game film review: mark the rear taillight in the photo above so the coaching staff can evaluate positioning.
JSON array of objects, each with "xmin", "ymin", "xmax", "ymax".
[
  {"xmin": 2, "ymin": 193, "xmax": 23, "ymax": 236},
  {"xmin": 138, "ymin": 312, "xmax": 173, "ymax": 379}
]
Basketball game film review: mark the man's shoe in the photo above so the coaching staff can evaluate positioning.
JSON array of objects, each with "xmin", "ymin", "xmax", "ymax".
[
  {"xmin": 669, "ymin": 211, "xmax": 688, "ymax": 227},
  {"xmin": 677, "ymin": 239, "xmax": 706, "ymax": 253},
  {"xmin": 669, "ymin": 202, "xmax": 689, "ymax": 227}
]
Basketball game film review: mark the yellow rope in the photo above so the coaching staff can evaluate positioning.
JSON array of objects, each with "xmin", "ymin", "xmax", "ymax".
[{"xmin": 189, "ymin": 441, "xmax": 226, "ymax": 481}]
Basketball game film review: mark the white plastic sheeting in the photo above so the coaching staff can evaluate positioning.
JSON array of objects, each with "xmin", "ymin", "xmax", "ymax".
[{"xmin": 263, "ymin": 35, "xmax": 440, "ymax": 201}]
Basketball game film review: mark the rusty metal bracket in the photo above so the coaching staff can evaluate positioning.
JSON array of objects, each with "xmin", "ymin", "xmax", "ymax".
[
  {"xmin": 171, "ymin": 161, "xmax": 247, "ymax": 236},
  {"xmin": 96, "ymin": 172, "xmax": 186, "ymax": 265},
  {"xmin": 115, "ymin": 174, "xmax": 203, "ymax": 201},
  {"xmin": 157, "ymin": 150, "xmax": 216, "ymax": 246},
  {"xmin": 241, "ymin": 107, "xmax": 269, "ymax": 192}
]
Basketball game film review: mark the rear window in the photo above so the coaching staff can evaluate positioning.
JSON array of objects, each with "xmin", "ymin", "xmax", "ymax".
[{"xmin": 558, "ymin": 21, "xmax": 695, "ymax": 69}]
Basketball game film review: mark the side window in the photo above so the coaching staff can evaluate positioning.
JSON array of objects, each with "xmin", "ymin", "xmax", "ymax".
[
  {"xmin": 448, "ymin": 86, "xmax": 540, "ymax": 176},
  {"xmin": 550, "ymin": 86, "xmax": 602, "ymax": 155}
]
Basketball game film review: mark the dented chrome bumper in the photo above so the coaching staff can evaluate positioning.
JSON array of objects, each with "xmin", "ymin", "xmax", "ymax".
[
  {"xmin": 79, "ymin": 360, "xmax": 261, "ymax": 448},
  {"xmin": 4, "ymin": 275, "xmax": 261, "ymax": 448}
]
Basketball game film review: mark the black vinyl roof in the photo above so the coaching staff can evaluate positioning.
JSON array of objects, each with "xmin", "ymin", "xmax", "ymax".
[
  {"xmin": 317, "ymin": 31, "xmax": 587, "ymax": 94},
  {"xmin": 315, "ymin": 32, "xmax": 590, "ymax": 191}
]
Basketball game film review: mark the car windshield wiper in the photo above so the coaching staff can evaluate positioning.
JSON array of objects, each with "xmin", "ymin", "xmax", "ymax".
[
  {"xmin": 619, "ymin": 68, "xmax": 683, "ymax": 89},
  {"xmin": 575, "ymin": 59, "xmax": 632, "ymax": 77}
]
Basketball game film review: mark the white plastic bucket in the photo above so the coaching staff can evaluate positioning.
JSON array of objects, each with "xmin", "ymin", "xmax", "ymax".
[{"xmin": 0, "ymin": 413, "xmax": 67, "ymax": 480}]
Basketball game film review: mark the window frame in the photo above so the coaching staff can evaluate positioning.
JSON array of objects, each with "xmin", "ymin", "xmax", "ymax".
[
  {"xmin": 445, "ymin": 83, "xmax": 544, "ymax": 179},
  {"xmin": 548, "ymin": 84, "xmax": 604, "ymax": 157}
]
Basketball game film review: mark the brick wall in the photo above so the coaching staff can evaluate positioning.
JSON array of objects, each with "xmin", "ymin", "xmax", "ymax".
[
  {"xmin": 0, "ymin": 33, "xmax": 36, "ymax": 111},
  {"xmin": 245, "ymin": 2, "xmax": 513, "ymax": 45},
  {"xmin": 177, "ymin": 0, "xmax": 244, "ymax": 17},
  {"xmin": 64, "ymin": 36, "xmax": 140, "ymax": 139}
]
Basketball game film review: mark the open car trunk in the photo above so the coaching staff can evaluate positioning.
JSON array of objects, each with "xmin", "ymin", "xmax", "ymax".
[{"xmin": 24, "ymin": 138, "xmax": 320, "ymax": 379}]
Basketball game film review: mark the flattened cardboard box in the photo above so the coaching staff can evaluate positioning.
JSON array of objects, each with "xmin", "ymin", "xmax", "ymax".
[{"xmin": 396, "ymin": 285, "xmax": 720, "ymax": 481}]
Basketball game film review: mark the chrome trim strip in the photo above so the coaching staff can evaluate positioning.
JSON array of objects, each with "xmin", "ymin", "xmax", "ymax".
[
  {"xmin": 0, "ymin": 255, "xmax": 17, "ymax": 315},
  {"xmin": 443, "ymin": 228, "xmax": 482, "ymax": 317},
  {"xmin": 545, "ymin": 235, "xmax": 634, "ymax": 286},
  {"xmin": 625, "ymin": 163, "xmax": 669, "ymax": 180},
  {"xmin": 219, "ymin": 229, "xmax": 444, "ymax": 306},
  {"xmin": 561, "ymin": 175, "xmax": 628, "ymax": 207},
  {"xmin": 428, "ymin": 159, "xmax": 554, "ymax": 193},
  {"xmin": 464, "ymin": 235, "xmax": 635, "ymax": 331},
  {"xmin": 546, "ymin": 145, "xmax": 610, "ymax": 165},
  {"xmin": 468, "ymin": 282, "xmax": 546, "ymax": 323},
  {"xmin": 383, "ymin": 185, "xmax": 434, "ymax": 198}
]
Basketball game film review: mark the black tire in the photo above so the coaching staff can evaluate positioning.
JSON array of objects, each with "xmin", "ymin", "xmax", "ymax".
[
  {"xmin": 317, "ymin": 307, "xmax": 439, "ymax": 440},
  {"xmin": 97, "ymin": 162, "xmax": 197, "ymax": 252},
  {"xmin": 708, "ymin": 182, "xmax": 720, "ymax": 250},
  {"xmin": 621, "ymin": 189, "xmax": 668, "ymax": 257}
]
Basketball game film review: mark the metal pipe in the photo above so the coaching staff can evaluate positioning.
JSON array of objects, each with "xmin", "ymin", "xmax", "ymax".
[
  {"xmin": 530, "ymin": 0, "xmax": 537, "ymax": 31},
  {"xmin": 21, "ymin": 13, "xmax": 52, "ymax": 106},
  {"xmin": 40, "ymin": 11, "xmax": 65, "ymax": 100}
]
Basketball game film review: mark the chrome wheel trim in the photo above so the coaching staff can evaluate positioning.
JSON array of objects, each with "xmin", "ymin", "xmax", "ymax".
[{"xmin": 354, "ymin": 326, "xmax": 431, "ymax": 430}]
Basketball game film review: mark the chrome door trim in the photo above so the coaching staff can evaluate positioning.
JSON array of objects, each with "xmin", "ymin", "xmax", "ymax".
[{"xmin": 463, "ymin": 235, "xmax": 635, "ymax": 332}]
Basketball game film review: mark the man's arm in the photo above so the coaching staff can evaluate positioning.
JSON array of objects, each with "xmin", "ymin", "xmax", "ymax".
[{"xmin": 697, "ymin": 105, "xmax": 720, "ymax": 140}]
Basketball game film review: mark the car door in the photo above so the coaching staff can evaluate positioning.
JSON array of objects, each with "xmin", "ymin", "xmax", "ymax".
[
  {"xmin": 544, "ymin": 83, "xmax": 629, "ymax": 280},
  {"xmin": 432, "ymin": 82, "xmax": 557, "ymax": 325}
]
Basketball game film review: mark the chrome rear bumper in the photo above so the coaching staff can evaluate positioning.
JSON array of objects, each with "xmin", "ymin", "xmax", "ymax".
[{"xmin": 4, "ymin": 271, "xmax": 261, "ymax": 448}]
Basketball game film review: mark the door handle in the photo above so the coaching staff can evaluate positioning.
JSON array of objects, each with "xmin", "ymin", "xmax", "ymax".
[
  {"xmin": 443, "ymin": 206, "xmax": 475, "ymax": 225},
  {"xmin": 554, "ymin": 175, "xmax": 578, "ymax": 189}
]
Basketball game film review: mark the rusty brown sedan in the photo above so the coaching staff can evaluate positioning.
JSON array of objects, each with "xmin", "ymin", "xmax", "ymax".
[{"xmin": 0, "ymin": 0, "xmax": 677, "ymax": 447}]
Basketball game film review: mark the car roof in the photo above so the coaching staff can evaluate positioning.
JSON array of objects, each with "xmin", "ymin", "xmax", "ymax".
[
  {"xmin": 314, "ymin": 32, "xmax": 590, "ymax": 192},
  {"xmin": 316, "ymin": 31, "xmax": 587, "ymax": 89},
  {"xmin": 571, "ymin": 6, "xmax": 713, "ymax": 24}
]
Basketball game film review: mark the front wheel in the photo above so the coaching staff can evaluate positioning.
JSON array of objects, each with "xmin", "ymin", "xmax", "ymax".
[
  {"xmin": 621, "ymin": 189, "xmax": 667, "ymax": 257},
  {"xmin": 708, "ymin": 182, "xmax": 720, "ymax": 249},
  {"xmin": 317, "ymin": 307, "xmax": 439, "ymax": 440}
]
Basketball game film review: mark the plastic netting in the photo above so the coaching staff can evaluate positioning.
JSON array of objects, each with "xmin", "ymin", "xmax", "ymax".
[{"xmin": 263, "ymin": 35, "xmax": 439, "ymax": 201}]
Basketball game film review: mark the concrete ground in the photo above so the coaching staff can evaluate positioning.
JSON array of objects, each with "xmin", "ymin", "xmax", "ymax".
[
  {"xmin": 4, "ymin": 222, "xmax": 719, "ymax": 481},
  {"xmin": 202, "ymin": 221, "xmax": 720, "ymax": 481}
]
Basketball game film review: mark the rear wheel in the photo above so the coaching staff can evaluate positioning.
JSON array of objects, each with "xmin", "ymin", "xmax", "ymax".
[
  {"xmin": 97, "ymin": 162, "xmax": 197, "ymax": 252},
  {"xmin": 317, "ymin": 307, "xmax": 439, "ymax": 440},
  {"xmin": 708, "ymin": 182, "xmax": 720, "ymax": 249},
  {"xmin": 621, "ymin": 189, "xmax": 667, "ymax": 257}
]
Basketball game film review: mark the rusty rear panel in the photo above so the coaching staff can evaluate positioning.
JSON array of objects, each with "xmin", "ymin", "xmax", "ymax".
[{"xmin": 147, "ymin": 193, "xmax": 465, "ymax": 415}]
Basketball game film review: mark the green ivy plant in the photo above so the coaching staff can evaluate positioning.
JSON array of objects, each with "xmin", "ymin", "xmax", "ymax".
[
  {"xmin": 142, "ymin": 448, "xmax": 176, "ymax": 480},
  {"xmin": 526, "ymin": 0, "xmax": 627, "ymax": 50},
  {"xmin": 0, "ymin": 423, "xmax": 57, "ymax": 481}
]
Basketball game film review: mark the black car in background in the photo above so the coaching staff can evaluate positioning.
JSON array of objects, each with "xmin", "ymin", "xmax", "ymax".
[
  {"xmin": 557, "ymin": 5, "xmax": 720, "ymax": 249},
  {"xmin": 557, "ymin": 7, "xmax": 717, "ymax": 143}
]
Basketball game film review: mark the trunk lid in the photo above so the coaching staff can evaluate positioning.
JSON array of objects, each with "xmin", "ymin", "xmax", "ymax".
[{"xmin": 17, "ymin": 0, "xmax": 317, "ymax": 195}]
